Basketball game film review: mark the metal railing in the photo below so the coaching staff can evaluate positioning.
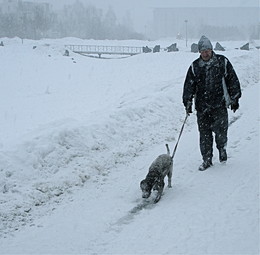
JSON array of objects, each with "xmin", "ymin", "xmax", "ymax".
[{"xmin": 65, "ymin": 44, "xmax": 143, "ymax": 57}]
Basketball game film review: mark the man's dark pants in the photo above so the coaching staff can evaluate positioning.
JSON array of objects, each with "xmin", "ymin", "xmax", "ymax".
[{"xmin": 197, "ymin": 107, "xmax": 228, "ymax": 162}]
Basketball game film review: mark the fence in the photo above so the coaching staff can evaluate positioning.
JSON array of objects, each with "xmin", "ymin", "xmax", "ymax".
[{"xmin": 65, "ymin": 45, "xmax": 143, "ymax": 57}]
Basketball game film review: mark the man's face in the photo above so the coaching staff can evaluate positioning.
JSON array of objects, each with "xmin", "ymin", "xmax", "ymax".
[{"xmin": 200, "ymin": 49, "xmax": 212, "ymax": 61}]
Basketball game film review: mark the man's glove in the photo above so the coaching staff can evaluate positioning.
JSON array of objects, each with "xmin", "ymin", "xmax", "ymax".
[
  {"xmin": 185, "ymin": 101, "xmax": 192, "ymax": 115},
  {"xmin": 231, "ymin": 99, "xmax": 239, "ymax": 112}
]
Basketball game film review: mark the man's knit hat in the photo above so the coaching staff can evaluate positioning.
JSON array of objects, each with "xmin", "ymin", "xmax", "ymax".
[{"xmin": 198, "ymin": 35, "xmax": 213, "ymax": 52}]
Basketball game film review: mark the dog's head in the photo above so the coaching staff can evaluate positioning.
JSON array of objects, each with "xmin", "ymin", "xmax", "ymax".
[{"xmin": 140, "ymin": 179, "xmax": 152, "ymax": 198}]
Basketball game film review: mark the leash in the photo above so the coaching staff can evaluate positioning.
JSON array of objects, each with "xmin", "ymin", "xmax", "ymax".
[{"xmin": 171, "ymin": 114, "xmax": 189, "ymax": 159}]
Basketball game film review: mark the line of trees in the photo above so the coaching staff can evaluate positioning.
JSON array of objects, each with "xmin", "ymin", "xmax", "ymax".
[{"xmin": 0, "ymin": 1, "xmax": 145, "ymax": 40}]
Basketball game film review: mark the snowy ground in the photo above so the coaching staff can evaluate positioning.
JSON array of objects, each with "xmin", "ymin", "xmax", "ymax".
[{"xmin": 0, "ymin": 37, "xmax": 259, "ymax": 254}]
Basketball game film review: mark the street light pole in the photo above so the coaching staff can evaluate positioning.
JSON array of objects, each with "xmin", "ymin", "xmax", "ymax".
[{"xmin": 185, "ymin": 20, "xmax": 188, "ymax": 47}]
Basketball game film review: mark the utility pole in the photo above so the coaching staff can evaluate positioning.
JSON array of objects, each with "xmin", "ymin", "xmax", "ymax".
[{"xmin": 185, "ymin": 20, "xmax": 188, "ymax": 47}]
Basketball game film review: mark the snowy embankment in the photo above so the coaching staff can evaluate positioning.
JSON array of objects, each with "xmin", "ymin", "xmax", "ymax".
[
  {"xmin": 0, "ymin": 38, "xmax": 189, "ymax": 236},
  {"xmin": 0, "ymin": 38, "xmax": 259, "ymax": 254}
]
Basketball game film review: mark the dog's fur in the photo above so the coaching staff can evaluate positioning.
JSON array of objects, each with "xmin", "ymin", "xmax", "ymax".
[{"xmin": 140, "ymin": 144, "xmax": 173, "ymax": 203}]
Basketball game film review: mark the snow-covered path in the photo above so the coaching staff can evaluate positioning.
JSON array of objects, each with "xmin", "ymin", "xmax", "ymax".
[
  {"xmin": 1, "ymin": 85, "xmax": 259, "ymax": 255},
  {"xmin": 0, "ymin": 38, "xmax": 259, "ymax": 254}
]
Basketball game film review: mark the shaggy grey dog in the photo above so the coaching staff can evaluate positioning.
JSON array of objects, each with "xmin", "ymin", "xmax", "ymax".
[{"xmin": 140, "ymin": 144, "xmax": 173, "ymax": 203}]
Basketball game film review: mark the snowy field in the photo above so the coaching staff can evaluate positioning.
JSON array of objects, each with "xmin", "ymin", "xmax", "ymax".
[{"xmin": 0, "ymin": 37, "xmax": 259, "ymax": 254}]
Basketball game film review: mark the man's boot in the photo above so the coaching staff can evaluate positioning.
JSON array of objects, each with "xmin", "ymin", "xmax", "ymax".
[
  {"xmin": 219, "ymin": 148, "xmax": 227, "ymax": 162},
  {"xmin": 198, "ymin": 158, "xmax": 213, "ymax": 171}
]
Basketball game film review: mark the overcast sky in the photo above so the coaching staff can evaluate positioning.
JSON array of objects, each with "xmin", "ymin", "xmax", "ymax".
[
  {"xmin": 30, "ymin": 0, "xmax": 259, "ymax": 9},
  {"xmin": 29, "ymin": 0, "xmax": 260, "ymax": 33}
]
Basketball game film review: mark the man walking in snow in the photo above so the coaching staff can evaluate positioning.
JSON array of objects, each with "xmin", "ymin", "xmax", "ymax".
[{"xmin": 183, "ymin": 35, "xmax": 241, "ymax": 171}]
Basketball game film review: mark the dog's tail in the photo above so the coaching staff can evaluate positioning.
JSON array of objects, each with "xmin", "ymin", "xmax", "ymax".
[{"xmin": 165, "ymin": 144, "xmax": 170, "ymax": 155}]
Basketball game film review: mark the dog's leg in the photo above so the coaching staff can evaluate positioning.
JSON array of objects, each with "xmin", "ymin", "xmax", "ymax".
[{"xmin": 154, "ymin": 180, "xmax": 165, "ymax": 203}]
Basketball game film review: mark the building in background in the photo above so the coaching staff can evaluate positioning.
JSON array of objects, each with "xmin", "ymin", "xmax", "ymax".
[{"xmin": 152, "ymin": 7, "xmax": 259, "ymax": 41}]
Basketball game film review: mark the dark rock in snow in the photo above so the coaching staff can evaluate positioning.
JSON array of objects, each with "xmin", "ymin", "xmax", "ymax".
[
  {"xmin": 240, "ymin": 43, "xmax": 249, "ymax": 51},
  {"xmin": 214, "ymin": 42, "xmax": 225, "ymax": 51},
  {"xmin": 153, "ymin": 45, "xmax": 160, "ymax": 53},
  {"xmin": 64, "ymin": 49, "xmax": 70, "ymax": 56},
  {"xmin": 191, "ymin": 43, "xmax": 199, "ymax": 53},
  {"xmin": 167, "ymin": 43, "xmax": 179, "ymax": 52},
  {"xmin": 142, "ymin": 46, "xmax": 152, "ymax": 53}
]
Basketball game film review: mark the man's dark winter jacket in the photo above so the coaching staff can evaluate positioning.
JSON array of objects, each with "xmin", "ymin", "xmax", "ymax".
[{"xmin": 183, "ymin": 52, "xmax": 241, "ymax": 112}]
